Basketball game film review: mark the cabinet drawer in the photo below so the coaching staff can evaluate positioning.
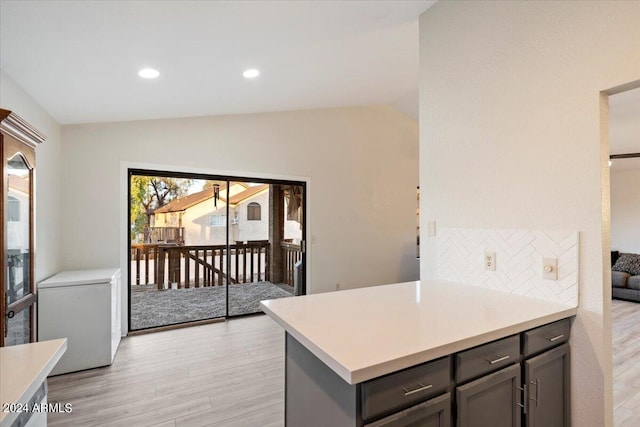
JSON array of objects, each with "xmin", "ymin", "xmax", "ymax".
[
  {"xmin": 455, "ymin": 335, "xmax": 519, "ymax": 384},
  {"xmin": 361, "ymin": 356, "xmax": 450, "ymax": 422},
  {"xmin": 523, "ymin": 318, "xmax": 571, "ymax": 357},
  {"xmin": 364, "ymin": 392, "xmax": 451, "ymax": 427}
]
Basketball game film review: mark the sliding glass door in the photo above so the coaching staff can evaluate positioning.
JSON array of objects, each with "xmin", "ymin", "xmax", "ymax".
[
  {"xmin": 128, "ymin": 170, "xmax": 306, "ymax": 331},
  {"xmin": 226, "ymin": 181, "xmax": 305, "ymax": 316}
]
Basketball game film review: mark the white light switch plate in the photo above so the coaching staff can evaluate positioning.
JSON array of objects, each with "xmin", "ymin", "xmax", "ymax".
[
  {"xmin": 542, "ymin": 257, "xmax": 558, "ymax": 280},
  {"xmin": 427, "ymin": 221, "xmax": 436, "ymax": 237}
]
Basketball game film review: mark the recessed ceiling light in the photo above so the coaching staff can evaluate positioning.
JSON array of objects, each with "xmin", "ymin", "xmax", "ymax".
[
  {"xmin": 138, "ymin": 68, "xmax": 160, "ymax": 79},
  {"xmin": 243, "ymin": 69, "xmax": 260, "ymax": 79}
]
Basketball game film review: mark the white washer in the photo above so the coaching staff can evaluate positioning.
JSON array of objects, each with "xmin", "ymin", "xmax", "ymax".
[{"xmin": 38, "ymin": 269, "xmax": 121, "ymax": 375}]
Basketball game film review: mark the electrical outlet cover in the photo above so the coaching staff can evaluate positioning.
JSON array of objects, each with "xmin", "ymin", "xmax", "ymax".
[{"xmin": 484, "ymin": 251, "xmax": 496, "ymax": 271}]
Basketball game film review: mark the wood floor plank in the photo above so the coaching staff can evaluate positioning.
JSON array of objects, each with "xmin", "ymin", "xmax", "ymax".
[
  {"xmin": 47, "ymin": 315, "xmax": 285, "ymax": 426},
  {"xmin": 613, "ymin": 299, "xmax": 640, "ymax": 426}
]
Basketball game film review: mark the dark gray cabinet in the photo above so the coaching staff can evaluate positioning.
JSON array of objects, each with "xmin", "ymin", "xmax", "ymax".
[
  {"xmin": 285, "ymin": 333, "xmax": 451, "ymax": 427},
  {"xmin": 284, "ymin": 318, "xmax": 572, "ymax": 427},
  {"xmin": 456, "ymin": 363, "xmax": 522, "ymax": 427},
  {"xmin": 454, "ymin": 319, "xmax": 571, "ymax": 427},
  {"xmin": 524, "ymin": 343, "xmax": 570, "ymax": 427}
]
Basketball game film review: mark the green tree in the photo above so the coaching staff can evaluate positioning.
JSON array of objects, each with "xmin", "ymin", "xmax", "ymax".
[{"xmin": 130, "ymin": 176, "xmax": 193, "ymax": 241}]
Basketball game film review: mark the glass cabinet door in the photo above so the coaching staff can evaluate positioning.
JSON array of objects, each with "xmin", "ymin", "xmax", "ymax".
[
  {"xmin": 4, "ymin": 152, "xmax": 35, "ymax": 346},
  {"xmin": 0, "ymin": 109, "xmax": 44, "ymax": 347}
]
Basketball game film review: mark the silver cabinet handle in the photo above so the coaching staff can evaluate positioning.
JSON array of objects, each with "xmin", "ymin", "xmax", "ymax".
[
  {"xmin": 529, "ymin": 379, "xmax": 540, "ymax": 407},
  {"xmin": 403, "ymin": 383, "xmax": 433, "ymax": 396},
  {"xmin": 487, "ymin": 354, "xmax": 510, "ymax": 364},
  {"xmin": 517, "ymin": 384, "xmax": 528, "ymax": 414},
  {"xmin": 548, "ymin": 334, "xmax": 564, "ymax": 342}
]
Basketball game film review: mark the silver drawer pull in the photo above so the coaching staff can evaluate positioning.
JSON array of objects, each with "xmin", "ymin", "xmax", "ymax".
[
  {"xmin": 403, "ymin": 383, "xmax": 433, "ymax": 396},
  {"xmin": 487, "ymin": 355, "xmax": 510, "ymax": 364},
  {"xmin": 548, "ymin": 334, "xmax": 565, "ymax": 342}
]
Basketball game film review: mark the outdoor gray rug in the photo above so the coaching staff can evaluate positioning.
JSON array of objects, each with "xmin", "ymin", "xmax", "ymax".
[{"xmin": 130, "ymin": 282, "xmax": 293, "ymax": 330}]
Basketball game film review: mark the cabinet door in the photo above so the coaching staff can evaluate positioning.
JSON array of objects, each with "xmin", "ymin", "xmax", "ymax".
[
  {"xmin": 2, "ymin": 138, "xmax": 36, "ymax": 346},
  {"xmin": 524, "ymin": 343, "xmax": 569, "ymax": 427},
  {"xmin": 0, "ymin": 110, "xmax": 43, "ymax": 347},
  {"xmin": 456, "ymin": 363, "xmax": 521, "ymax": 427},
  {"xmin": 364, "ymin": 393, "xmax": 451, "ymax": 427}
]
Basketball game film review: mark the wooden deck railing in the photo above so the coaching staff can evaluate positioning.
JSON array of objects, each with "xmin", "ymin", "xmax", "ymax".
[
  {"xmin": 281, "ymin": 242, "xmax": 302, "ymax": 287},
  {"xmin": 143, "ymin": 227, "xmax": 185, "ymax": 244},
  {"xmin": 131, "ymin": 242, "xmax": 270, "ymax": 290},
  {"xmin": 131, "ymin": 240, "xmax": 303, "ymax": 290}
]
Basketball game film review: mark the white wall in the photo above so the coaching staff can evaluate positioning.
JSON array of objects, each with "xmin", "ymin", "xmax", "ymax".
[
  {"xmin": 419, "ymin": 2, "xmax": 640, "ymax": 426},
  {"xmin": 61, "ymin": 105, "xmax": 419, "ymax": 330},
  {"xmin": 0, "ymin": 71, "xmax": 62, "ymax": 281},
  {"xmin": 611, "ymin": 168, "xmax": 640, "ymax": 254}
]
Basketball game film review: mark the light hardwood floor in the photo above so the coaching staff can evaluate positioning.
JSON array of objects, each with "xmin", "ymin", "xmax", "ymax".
[
  {"xmin": 613, "ymin": 299, "xmax": 640, "ymax": 426},
  {"xmin": 47, "ymin": 315, "xmax": 284, "ymax": 427},
  {"xmin": 46, "ymin": 301, "xmax": 639, "ymax": 426}
]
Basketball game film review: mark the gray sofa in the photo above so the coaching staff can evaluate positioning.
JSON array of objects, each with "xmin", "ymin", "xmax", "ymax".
[{"xmin": 612, "ymin": 251, "xmax": 640, "ymax": 302}]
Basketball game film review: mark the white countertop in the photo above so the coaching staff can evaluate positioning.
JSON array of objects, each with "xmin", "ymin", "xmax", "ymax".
[
  {"xmin": 0, "ymin": 339, "xmax": 67, "ymax": 426},
  {"xmin": 261, "ymin": 280, "xmax": 577, "ymax": 384}
]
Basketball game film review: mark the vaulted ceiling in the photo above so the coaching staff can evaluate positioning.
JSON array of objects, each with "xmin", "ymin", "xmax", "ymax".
[
  {"xmin": 1, "ymin": 0, "xmax": 636, "ymax": 159},
  {"xmin": 0, "ymin": 0, "xmax": 436, "ymax": 124}
]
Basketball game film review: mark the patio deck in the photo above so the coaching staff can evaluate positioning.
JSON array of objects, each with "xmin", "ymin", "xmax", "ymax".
[{"xmin": 130, "ymin": 281, "xmax": 294, "ymax": 330}]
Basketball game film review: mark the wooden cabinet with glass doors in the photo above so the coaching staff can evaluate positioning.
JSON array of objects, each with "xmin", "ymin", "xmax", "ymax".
[{"xmin": 0, "ymin": 109, "xmax": 45, "ymax": 347}]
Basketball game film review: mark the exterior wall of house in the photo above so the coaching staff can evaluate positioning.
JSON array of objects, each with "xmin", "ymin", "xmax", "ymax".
[
  {"xmin": 611, "ymin": 168, "xmax": 640, "ymax": 254},
  {"xmin": 183, "ymin": 201, "xmax": 228, "ymax": 246},
  {"xmin": 234, "ymin": 190, "xmax": 269, "ymax": 243},
  {"xmin": 149, "ymin": 185, "xmax": 303, "ymax": 246},
  {"xmin": 419, "ymin": 2, "xmax": 640, "ymax": 426},
  {"xmin": 0, "ymin": 71, "xmax": 63, "ymax": 281},
  {"xmin": 233, "ymin": 188, "xmax": 302, "ymax": 243}
]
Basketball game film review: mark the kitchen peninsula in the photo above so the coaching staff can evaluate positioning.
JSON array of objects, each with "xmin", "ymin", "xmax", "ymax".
[
  {"xmin": 261, "ymin": 280, "xmax": 577, "ymax": 426},
  {"xmin": 0, "ymin": 339, "xmax": 67, "ymax": 427}
]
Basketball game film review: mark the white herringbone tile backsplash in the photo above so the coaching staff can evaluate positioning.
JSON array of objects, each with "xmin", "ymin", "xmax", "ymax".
[{"xmin": 436, "ymin": 228, "xmax": 578, "ymax": 306}]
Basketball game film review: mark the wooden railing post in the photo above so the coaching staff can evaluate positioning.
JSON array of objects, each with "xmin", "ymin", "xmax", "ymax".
[
  {"xmin": 184, "ymin": 248, "xmax": 190, "ymax": 288},
  {"xmin": 265, "ymin": 245, "xmax": 270, "ymax": 282},
  {"xmin": 156, "ymin": 246, "xmax": 165, "ymax": 290},
  {"xmin": 243, "ymin": 245, "xmax": 248, "ymax": 283}
]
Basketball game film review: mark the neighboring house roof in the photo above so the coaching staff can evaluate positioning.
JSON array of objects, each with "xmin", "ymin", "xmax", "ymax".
[
  {"xmin": 228, "ymin": 184, "xmax": 269, "ymax": 205},
  {"xmin": 153, "ymin": 183, "xmax": 267, "ymax": 214}
]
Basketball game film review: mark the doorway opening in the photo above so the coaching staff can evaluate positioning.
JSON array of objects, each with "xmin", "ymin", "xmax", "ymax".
[
  {"xmin": 606, "ymin": 84, "xmax": 640, "ymax": 425},
  {"xmin": 128, "ymin": 169, "xmax": 306, "ymax": 332}
]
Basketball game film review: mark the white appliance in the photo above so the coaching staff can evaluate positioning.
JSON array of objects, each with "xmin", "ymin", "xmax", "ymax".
[{"xmin": 38, "ymin": 268, "xmax": 121, "ymax": 375}]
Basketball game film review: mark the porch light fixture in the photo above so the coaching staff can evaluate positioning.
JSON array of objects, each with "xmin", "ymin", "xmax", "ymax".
[{"xmin": 213, "ymin": 184, "xmax": 220, "ymax": 208}]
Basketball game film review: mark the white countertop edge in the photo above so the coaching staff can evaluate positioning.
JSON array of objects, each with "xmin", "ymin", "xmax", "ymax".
[
  {"xmin": 261, "ymin": 302, "xmax": 577, "ymax": 385},
  {"xmin": 349, "ymin": 306, "xmax": 577, "ymax": 384},
  {"xmin": 0, "ymin": 339, "xmax": 67, "ymax": 427},
  {"xmin": 261, "ymin": 303, "xmax": 354, "ymax": 382}
]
